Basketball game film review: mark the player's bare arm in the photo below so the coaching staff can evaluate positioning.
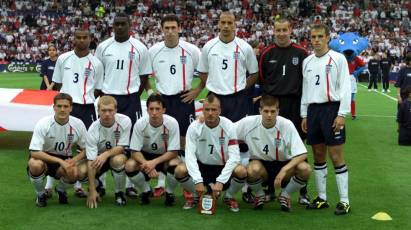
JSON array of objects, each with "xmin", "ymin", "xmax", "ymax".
[
  {"xmin": 181, "ymin": 72, "xmax": 207, "ymax": 103},
  {"xmin": 274, "ymin": 153, "xmax": 307, "ymax": 188},
  {"xmin": 86, "ymin": 160, "xmax": 100, "ymax": 208},
  {"xmin": 332, "ymin": 116, "xmax": 345, "ymax": 132},
  {"xmin": 91, "ymin": 146, "xmax": 124, "ymax": 170},
  {"xmin": 246, "ymin": 73, "xmax": 258, "ymax": 89}
]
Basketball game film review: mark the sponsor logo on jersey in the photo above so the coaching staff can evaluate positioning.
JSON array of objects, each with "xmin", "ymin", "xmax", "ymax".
[
  {"xmin": 159, "ymin": 60, "xmax": 165, "ymax": 63},
  {"xmin": 211, "ymin": 54, "xmax": 218, "ymax": 56},
  {"xmin": 325, "ymin": 64, "xmax": 332, "ymax": 74},
  {"xmin": 269, "ymin": 60, "xmax": 277, "ymax": 63},
  {"xmin": 48, "ymin": 66, "xmax": 55, "ymax": 70},
  {"xmin": 199, "ymin": 139, "xmax": 206, "ymax": 142},
  {"xmin": 104, "ymin": 54, "xmax": 113, "ymax": 56},
  {"xmin": 251, "ymin": 137, "xmax": 260, "ymax": 140},
  {"xmin": 180, "ymin": 56, "xmax": 187, "ymax": 64},
  {"xmin": 233, "ymin": 51, "xmax": 240, "ymax": 60},
  {"xmin": 144, "ymin": 136, "xmax": 150, "ymax": 139},
  {"xmin": 64, "ymin": 67, "xmax": 71, "ymax": 70},
  {"xmin": 292, "ymin": 57, "xmax": 299, "ymax": 65}
]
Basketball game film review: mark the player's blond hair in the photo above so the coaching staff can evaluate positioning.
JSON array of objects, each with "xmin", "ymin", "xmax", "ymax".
[{"xmin": 98, "ymin": 96, "xmax": 117, "ymax": 110}]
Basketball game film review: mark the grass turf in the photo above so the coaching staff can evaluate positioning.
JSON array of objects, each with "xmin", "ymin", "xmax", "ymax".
[{"xmin": 0, "ymin": 73, "xmax": 409, "ymax": 229}]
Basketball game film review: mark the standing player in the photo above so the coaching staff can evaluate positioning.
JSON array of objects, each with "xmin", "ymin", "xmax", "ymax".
[
  {"xmin": 196, "ymin": 11, "xmax": 258, "ymax": 122},
  {"xmin": 174, "ymin": 94, "xmax": 247, "ymax": 212},
  {"xmin": 86, "ymin": 96, "xmax": 131, "ymax": 208},
  {"xmin": 258, "ymin": 18, "xmax": 310, "ymax": 204},
  {"xmin": 301, "ymin": 24, "xmax": 351, "ymax": 215},
  {"xmin": 27, "ymin": 93, "xmax": 88, "ymax": 207},
  {"xmin": 149, "ymin": 14, "xmax": 200, "ymax": 196},
  {"xmin": 236, "ymin": 95, "xmax": 311, "ymax": 211},
  {"xmin": 40, "ymin": 44, "xmax": 58, "ymax": 90},
  {"xmin": 125, "ymin": 94, "xmax": 181, "ymax": 206},
  {"xmin": 380, "ymin": 53, "xmax": 392, "ymax": 93},
  {"xmin": 95, "ymin": 13, "xmax": 152, "ymax": 198},
  {"xmin": 50, "ymin": 28, "xmax": 104, "ymax": 197}
]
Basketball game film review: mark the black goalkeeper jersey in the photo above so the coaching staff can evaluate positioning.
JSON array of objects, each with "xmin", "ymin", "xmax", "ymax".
[{"xmin": 259, "ymin": 43, "xmax": 308, "ymax": 97}]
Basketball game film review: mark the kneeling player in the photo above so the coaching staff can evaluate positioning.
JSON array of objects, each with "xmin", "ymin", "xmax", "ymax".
[
  {"xmin": 125, "ymin": 94, "xmax": 181, "ymax": 206},
  {"xmin": 27, "ymin": 93, "xmax": 88, "ymax": 207},
  {"xmin": 86, "ymin": 96, "xmax": 131, "ymax": 208},
  {"xmin": 175, "ymin": 94, "xmax": 247, "ymax": 212},
  {"xmin": 236, "ymin": 95, "xmax": 311, "ymax": 211}
]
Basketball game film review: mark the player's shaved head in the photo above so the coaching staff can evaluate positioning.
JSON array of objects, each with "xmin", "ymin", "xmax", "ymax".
[
  {"xmin": 98, "ymin": 96, "xmax": 117, "ymax": 110},
  {"xmin": 219, "ymin": 11, "xmax": 235, "ymax": 20},
  {"xmin": 204, "ymin": 94, "xmax": 221, "ymax": 106}
]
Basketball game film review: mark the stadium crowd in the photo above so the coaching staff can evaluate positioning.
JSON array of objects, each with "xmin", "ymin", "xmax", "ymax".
[{"xmin": 0, "ymin": 0, "xmax": 410, "ymax": 65}]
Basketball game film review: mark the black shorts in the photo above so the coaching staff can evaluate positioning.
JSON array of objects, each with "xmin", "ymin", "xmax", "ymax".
[
  {"xmin": 107, "ymin": 92, "xmax": 142, "ymax": 126},
  {"xmin": 209, "ymin": 90, "xmax": 248, "ymax": 122},
  {"xmin": 259, "ymin": 160, "xmax": 289, "ymax": 187},
  {"xmin": 72, "ymin": 103, "xmax": 97, "ymax": 129},
  {"xmin": 306, "ymin": 102, "xmax": 346, "ymax": 146},
  {"xmin": 95, "ymin": 159, "xmax": 112, "ymax": 178},
  {"xmin": 197, "ymin": 161, "xmax": 230, "ymax": 191},
  {"xmin": 399, "ymin": 127, "xmax": 411, "ymax": 145},
  {"xmin": 162, "ymin": 92, "xmax": 195, "ymax": 136},
  {"xmin": 27, "ymin": 152, "xmax": 71, "ymax": 179}
]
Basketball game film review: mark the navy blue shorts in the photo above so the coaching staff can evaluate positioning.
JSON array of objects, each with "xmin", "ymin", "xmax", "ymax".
[
  {"xmin": 27, "ymin": 152, "xmax": 71, "ymax": 179},
  {"xmin": 72, "ymin": 103, "xmax": 96, "ymax": 129},
  {"xmin": 197, "ymin": 161, "xmax": 230, "ymax": 191},
  {"xmin": 106, "ymin": 92, "xmax": 142, "ymax": 126},
  {"xmin": 398, "ymin": 127, "xmax": 411, "ymax": 145},
  {"xmin": 258, "ymin": 160, "xmax": 289, "ymax": 187},
  {"xmin": 162, "ymin": 92, "xmax": 195, "ymax": 136},
  {"xmin": 210, "ymin": 89, "xmax": 248, "ymax": 122},
  {"xmin": 306, "ymin": 102, "xmax": 346, "ymax": 146}
]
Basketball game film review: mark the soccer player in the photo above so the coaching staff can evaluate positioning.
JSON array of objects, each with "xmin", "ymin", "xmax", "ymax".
[
  {"xmin": 174, "ymin": 94, "xmax": 247, "ymax": 212},
  {"xmin": 50, "ymin": 28, "xmax": 104, "ymax": 197},
  {"xmin": 86, "ymin": 96, "xmax": 131, "ymax": 208},
  {"xmin": 27, "ymin": 93, "xmax": 88, "ymax": 207},
  {"xmin": 40, "ymin": 44, "xmax": 57, "ymax": 90},
  {"xmin": 236, "ymin": 95, "xmax": 311, "ymax": 211},
  {"xmin": 258, "ymin": 18, "xmax": 310, "ymax": 204},
  {"xmin": 301, "ymin": 24, "xmax": 351, "ymax": 215},
  {"xmin": 149, "ymin": 15, "xmax": 200, "ymax": 195},
  {"xmin": 125, "ymin": 94, "xmax": 181, "ymax": 206},
  {"xmin": 95, "ymin": 12, "xmax": 152, "ymax": 198},
  {"xmin": 196, "ymin": 11, "xmax": 258, "ymax": 122}
]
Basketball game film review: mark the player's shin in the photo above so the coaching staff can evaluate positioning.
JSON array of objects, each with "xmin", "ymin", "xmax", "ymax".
[
  {"xmin": 225, "ymin": 177, "xmax": 245, "ymax": 198},
  {"xmin": 112, "ymin": 166, "xmax": 126, "ymax": 193},
  {"xmin": 335, "ymin": 164, "xmax": 349, "ymax": 204},
  {"xmin": 281, "ymin": 176, "xmax": 307, "ymax": 198},
  {"xmin": 314, "ymin": 162, "xmax": 327, "ymax": 200},
  {"xmin": 126, "ymin": 171, "xmax": 151, "ymax": 193},
  {"xmin": 29, "ymin": 172, "xmax": 46, "ymax": 195}
]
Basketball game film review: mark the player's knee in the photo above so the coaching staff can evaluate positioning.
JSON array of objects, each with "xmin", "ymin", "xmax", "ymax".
[
  {"xmin": 28, "ymin": 159, "xmax": 45, "ymax": 176},
  {"xmin": 246, "ymin": 162, "xmax": 263, "ymax": 178},
  {"xmin": 296, "ymin": 162, "xmax": 311, "ymax": 178},
  {"xmin": 110, "ymin": 154, "xmax": 126, "ymax": 169},
  {"xmin": 233, "ymin": 165, "xmax": 247, "ymax": 179},
  {"xmin": 174, "ymin": 163, "xmax": 188, "ymax": 179},
  {"xmin": 125, "ymin": 159, "xmax": 138, "ymax": 173}
]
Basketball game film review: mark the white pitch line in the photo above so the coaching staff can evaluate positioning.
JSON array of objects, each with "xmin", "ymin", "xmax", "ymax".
[
  {"xmin": 357, "ymin": 114, "xmax": 396, "ymax": 118},
  {"xmin": 358, "ymin": 83, "xmax": 397, "ymax": 102}
]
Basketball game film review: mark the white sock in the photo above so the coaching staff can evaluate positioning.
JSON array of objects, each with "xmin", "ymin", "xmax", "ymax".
[
  {"xmin": 129, "ymin": 172, "xmax": 151, "ymax": 193},
  {"xmin": 99, "ymin": 173, "xmax": 107, "ymax": 188},
  {"xmin": 156, "ymin": 172, "xmax": 166, "ymax": 188},
  {"xmin": 176, "ymin": 175, "xmax": 197, "ymax": 197},
  {"xmin": 281, "ymin": 176, "xmax": 306, "ymax": 198},
  {"xmin": 225, "ymin": 177, "xmax": 245, "ymax": 199},
  {"xmin": 74, "ymin": 181, "xmax": 82, "ymax": 189},
  {"xmin": 335, "ymin": 164, "xmax": 349, "ymax": 204},
  {"xmin": 56, "ymin": 178, "xmax": 72, "ymax": 193},
  {"xmin": 165, "ymin": 172, "xmax": 178, "ymax": 194},
  {"xmin": 314, "ymin": 162, "xmax": 327, "ymax": 200},
  {"xmin": 45, "ymin": 176, "xmax": 54, "ymax": 190},
  {"xmin": 29, "ymin": 172, "xmax": 46, "ymax": 195},
  {"xmin": 112, "ymin": 166, "xmax": 126, "ymax": 193},
  {"xmin": 247, "ymin": 179, "xmax": 265, "ymax": 197},
  {"xmin": 126, "ymin": 177, "xmax": 134, "ymax": 188}
]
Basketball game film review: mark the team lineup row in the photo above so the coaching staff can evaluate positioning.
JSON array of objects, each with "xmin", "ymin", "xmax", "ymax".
[{"xmin": 30, "ymin": 12, "xmax": 351, "ymax": 215}]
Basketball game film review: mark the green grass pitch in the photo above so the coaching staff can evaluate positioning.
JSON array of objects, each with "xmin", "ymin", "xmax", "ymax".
[{"xmin": 0, "ymin": 72, "xmax": 410, "ymax": 229}]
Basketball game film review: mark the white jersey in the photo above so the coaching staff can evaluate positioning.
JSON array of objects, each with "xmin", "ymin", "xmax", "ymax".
[
  {"xmin": 29, "ymin": 115, "xmax": 87, "ymax": 156},
  {"xmin": 149, "ymin": 40, "xmax": 200, "ymax": 95},
  {"xmin": 52, "ymin": 51, "xmax": 104, "ymax": 104},
  {"xmin": 86, "ymin": 113, "xmax": 132, "ymax": 161},
  {"xmin": 236, "ymin": 115, "xmax": 307, "ymax": 162},
  {"xmin": 129, "ymin": 114, "xmax": 180, "ymax": 154},
  {"xmin": 301, "ymin": 49, "xmax": 351, "ymax": 117},
  {"xmin": 185, "ymin": 117, "xmax": 240, "ymax": 184},
  {"xmin": 95, "ymin": 36, "xmax": 152, "ymax": 95},
  {"xmin": 197, "ymin": 37, "xmax": 258, "ymax": 95}
]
